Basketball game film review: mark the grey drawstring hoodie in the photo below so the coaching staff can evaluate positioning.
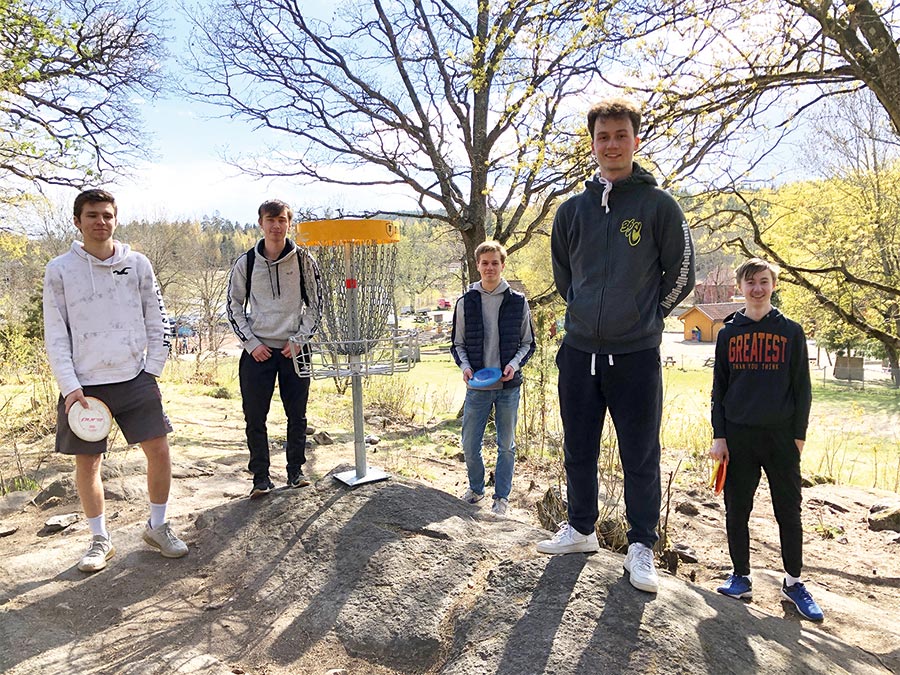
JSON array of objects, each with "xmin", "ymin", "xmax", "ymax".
[{"xmin": 226, "ymin": 238, "xmax": 323, "ymax": 353}]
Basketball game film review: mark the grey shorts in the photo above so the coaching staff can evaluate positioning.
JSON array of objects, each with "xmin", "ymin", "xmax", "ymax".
[{"xmin": 55, "ymin": 370, "xmax": 173, "ymax": 455}]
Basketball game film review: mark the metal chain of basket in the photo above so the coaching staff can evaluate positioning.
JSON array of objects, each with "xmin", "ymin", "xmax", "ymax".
[{"xmin": 313, "ymin": 241, "xmax": 396, "ymax": 354}]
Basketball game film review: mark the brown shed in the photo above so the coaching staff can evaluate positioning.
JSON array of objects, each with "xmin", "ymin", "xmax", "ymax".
[{"xmin": 678, "ymin": 302, "xmax": 744, "ymax": 342}]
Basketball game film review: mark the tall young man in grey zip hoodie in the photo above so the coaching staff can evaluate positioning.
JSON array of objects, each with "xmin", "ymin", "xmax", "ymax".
[
  {"xmin": 226, "ymin": 199, "xmax": 322, "ymax": 498},
  {"xmin": 537, "ymin": 99, "xmax": 695, "ymax": 594},
  {"xmin": 451, "ymin": 241, "xmax": 535, "ymax": 515}
]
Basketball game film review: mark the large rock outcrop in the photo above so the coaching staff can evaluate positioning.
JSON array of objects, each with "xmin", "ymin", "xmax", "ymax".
[{"xmin": 0, "ymin": 468, "xmax": 891, "ymax": 674}]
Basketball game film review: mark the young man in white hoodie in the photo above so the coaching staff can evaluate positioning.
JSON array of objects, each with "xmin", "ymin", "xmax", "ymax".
[{"xmin": 43, "ymin": 189, "xmax": 188, "ymax": 573}]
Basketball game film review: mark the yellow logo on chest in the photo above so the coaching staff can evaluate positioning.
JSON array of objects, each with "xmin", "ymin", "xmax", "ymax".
[{"xmin": 620, "ymin": 219, "xmax": 642, "ymax": 246}]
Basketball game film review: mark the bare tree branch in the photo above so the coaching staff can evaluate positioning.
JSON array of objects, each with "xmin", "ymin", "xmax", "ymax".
[
  {"xmin": 0, "ymin": 0, "xmax": 167, "ymax": 202},
  {"xmin": 182, "ymin": 0, "xmax": 702, "ymax": 279}
]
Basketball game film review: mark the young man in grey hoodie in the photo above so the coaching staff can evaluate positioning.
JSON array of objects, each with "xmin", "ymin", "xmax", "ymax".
[
  {"xmin": 226, "ymin": 199, "xmax": 322, "ymax": 498},
  {"xmin": 537, "ymin": 99, "xmax": 695, "ymax": 595},
  {"xmin": 451, "ymin": 241, "xmax": 535, "ymax": 515},
  {"xmin": 43, "ymin": 189, "xmax": 188, "ymax": 573}
]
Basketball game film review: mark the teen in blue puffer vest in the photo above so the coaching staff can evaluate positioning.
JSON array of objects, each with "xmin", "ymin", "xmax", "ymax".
[{"xmin": 450, "ymin": 241, "xmax": 535, "ymax": 516}]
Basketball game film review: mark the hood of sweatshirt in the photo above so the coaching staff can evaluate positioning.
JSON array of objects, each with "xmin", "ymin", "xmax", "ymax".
[
  {"xmin": 728, "ymin": 306, "xmax": 785, "ymax": 328},
  {"xmin": 587, "ymin": 162, "xmax": 658, "ymax": 213},
  {"xmin": 70, "ymin": 240, "xmax": 132, "ymax": 266},
  {"xmin": 69, "ymin": 240, "xmax": 133, "ymax": 293},
  {"xmin": 253, "ymin": 238, "xmax": 301, "ymax": 299},
  {"xmin": 470, "ymin": 278, "xmax": 510, "ymax": 296}
]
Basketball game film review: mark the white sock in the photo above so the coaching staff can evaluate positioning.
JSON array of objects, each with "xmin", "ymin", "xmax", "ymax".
[
  {"xmin": 149, "ymin": 502, "xmax": 168, "ymax": 529},
  {"xmin": 87, "ymin": 514, "xmax": 108, "ymax": 539},
  {"xmin": 784, "ymin": 573, "xmax": 802, "ymax": 587}
]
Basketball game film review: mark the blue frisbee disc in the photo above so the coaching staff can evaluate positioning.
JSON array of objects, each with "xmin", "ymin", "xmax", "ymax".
[{"xmin": 469, "ymin": 367, "xmax": 502, "ymax": 388}]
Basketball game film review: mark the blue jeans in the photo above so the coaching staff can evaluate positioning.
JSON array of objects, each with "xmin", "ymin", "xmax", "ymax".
[{"xmin": 461, "ymin": 386, "xmax": 520, "ymax": 499}]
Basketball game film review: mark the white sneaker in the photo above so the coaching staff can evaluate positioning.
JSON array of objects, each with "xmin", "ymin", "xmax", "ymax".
[
  {"xmin": 491, "ymin": 497, "xmax": 509, "ymax": 516},
  {"xmin": 536, "ymin": 522, "xmax": 600, "ymax": 555},
  {"xmin": 461, "ymin": 488, "xmax": 485, "ymax": 504},
  {"xmin": 142, "ymin": 521, "xmax": 189, "ymax": 558},
  {"xmin": 77, "ymin": 534, "xmax": 115, "ymax": 572},
  {"xmin": 624, "ymin": 542, "xmax": 659, "ymax": 593}
]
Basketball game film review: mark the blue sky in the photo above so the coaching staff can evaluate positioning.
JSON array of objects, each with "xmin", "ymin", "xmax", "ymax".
[
  {"xmin": 113, "ymin": 82, "xmax": 388, "ymax": 225},
  {"xmin": 112, "ymin": 98, "xmax": 311, "ymax": 224}
]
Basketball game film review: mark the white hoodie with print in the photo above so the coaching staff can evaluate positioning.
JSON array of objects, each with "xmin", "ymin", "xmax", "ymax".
[{"xmin": 43, "ymin": 240, "xmax": 170, "ymax": 397}]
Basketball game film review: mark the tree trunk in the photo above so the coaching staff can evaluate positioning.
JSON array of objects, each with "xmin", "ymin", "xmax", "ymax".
[
  {"xmin": 461, "ymin": 224, "xmax": 487, "ymax": 285},
  {"xmin": 886, "ymin": 347, "xmax": 900, "ymax": 389}
]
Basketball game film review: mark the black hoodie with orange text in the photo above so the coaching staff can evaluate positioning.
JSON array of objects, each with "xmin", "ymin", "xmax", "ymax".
[{"xmin": 711, "ymin": 307, "xmax": 811, "ymax": 440}]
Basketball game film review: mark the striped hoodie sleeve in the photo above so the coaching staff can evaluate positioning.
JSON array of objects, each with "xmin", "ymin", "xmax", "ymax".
[
  {"xmin": 226, "ymin": 251, "xmax": 262, "ymax": 354},
  {"xmin": 659, "ymin": 205, "xmax": 696, "ymax": 316}
]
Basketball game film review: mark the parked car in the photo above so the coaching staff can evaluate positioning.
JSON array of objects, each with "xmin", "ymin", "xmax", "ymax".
[{"xmin": 437, "ymin": 298, "xmax": 452, "ymax": 310}]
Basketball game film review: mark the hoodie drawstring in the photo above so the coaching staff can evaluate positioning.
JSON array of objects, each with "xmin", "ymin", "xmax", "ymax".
[
  {"xmin": 598, "ymin": 176, "xmax": 613, "ymax": 214},
  {"xmin": 266, "ymin": 260, "xmax": 281, "ymax": 298},
  {"xmin": 589, "ymin": 353, "xmax": 614, "ymax": 375}
]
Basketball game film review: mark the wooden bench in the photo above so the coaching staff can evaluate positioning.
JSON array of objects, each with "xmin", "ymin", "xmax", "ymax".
[
  {"xmin": 703, "ymin": 357, "xmax": 715, "ymax": 367},
  {"xmin": 663, "ymin": 356, "xmax": 677, "ymax": 367}
]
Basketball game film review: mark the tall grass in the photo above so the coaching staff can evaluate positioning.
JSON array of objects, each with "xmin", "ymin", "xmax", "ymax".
[
  {"xmin": 0, "ymin": 349, "xmax": 57, "ymax": 495},
  {"xmin": 2, "ymin": 331, "xmax": 898, "ymax": 497}
]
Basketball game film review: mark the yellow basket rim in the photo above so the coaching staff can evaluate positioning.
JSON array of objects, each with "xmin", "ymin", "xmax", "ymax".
[{"xmin": 295, "ymin": 219, "xmax": 400, "ymax": 246}]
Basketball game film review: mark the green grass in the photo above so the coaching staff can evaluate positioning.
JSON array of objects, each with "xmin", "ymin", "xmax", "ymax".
[
  {"xmin": 810, "ymin": 380, "xmax": 900, "ymax": 415},
  {"xmin": 3, "ymin": 345, "xmax": 898, "ymax": 495},
  {"xmin": 365, "ymin": 349, "xmax": 900, "ymax": 494},
  {"xmin": 805, "ymin": 383, "xmax": 900, "ymax": 491},
  {"xmin": 657, "ymin": 367, "xmax": 900, "ymax": 491},
  {"xmin": 364, "ymin": 353, "xmax": 463, "ymax": 424}
]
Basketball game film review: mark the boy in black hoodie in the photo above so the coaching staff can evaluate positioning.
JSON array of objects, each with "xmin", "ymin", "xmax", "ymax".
[
  {"xmin": 538, "ymin": 98, "xmax": 695, "ymax": 596},
  {"xmin": 710, "ymin": 258, "xmax": 822, "ymax": 621}
]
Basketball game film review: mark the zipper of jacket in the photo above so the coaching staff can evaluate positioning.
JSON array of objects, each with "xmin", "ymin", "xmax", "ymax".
[{"xmin": 596, "ymin": 198, "xmax": 612, "ymax": 345}]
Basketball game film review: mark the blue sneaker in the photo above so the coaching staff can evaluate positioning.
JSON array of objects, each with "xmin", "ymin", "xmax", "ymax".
[
  {"xmin": 717, "ymin": 574, "xmax": 753, "ymax": 599},
  {"xmin": 781, "ymin": 581, "xmax": 824, "ymax": 621}
]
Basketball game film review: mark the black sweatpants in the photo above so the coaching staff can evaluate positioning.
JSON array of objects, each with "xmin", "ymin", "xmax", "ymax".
[
  {"xmin": 723, "ymin": 421, "xmax": 803, "ymax": 577},
  {"xmin": 557, "ymin": 342, "xmax": 662, "ymax": 547},
  {"xmin": 239, "ymin": 347, "xmax": 310, "ymax": 481}
]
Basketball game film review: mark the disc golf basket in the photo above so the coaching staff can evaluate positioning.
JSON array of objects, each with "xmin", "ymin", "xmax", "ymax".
[{"xmin": 290, "ymin": 219, "xmax": 418, "ymax": 486}]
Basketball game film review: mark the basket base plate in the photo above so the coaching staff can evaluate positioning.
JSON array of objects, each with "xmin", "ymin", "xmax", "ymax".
[{"xmin": 333, "ymin": 466, "xmax": 390, "ymax": 487}]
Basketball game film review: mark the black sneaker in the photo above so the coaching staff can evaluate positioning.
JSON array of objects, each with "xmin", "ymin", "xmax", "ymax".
[
  {"xmin": 249, "ymin": 478, "xmax": 275, "ymax": 499},
  {"xmin": 287, "ymin": 471, "xmax": 311, "ymax": 488}
]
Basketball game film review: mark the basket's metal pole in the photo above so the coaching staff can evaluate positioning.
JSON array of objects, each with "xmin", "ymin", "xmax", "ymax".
[
  {"xmin": 350, "ymin": 359, "xmax": 366, "ymax": 478},
  {"xmin": 334, "ymin": 241, "xmax": 388, "ymax": 486},
  {"xmin": 345, "ymin": 242, "xmax": 366, "ymax": 478}
]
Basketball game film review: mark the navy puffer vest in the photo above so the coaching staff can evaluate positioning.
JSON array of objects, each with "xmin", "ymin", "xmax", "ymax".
[{"xmin": 463, "ymin": 287, "xmax": 527, "ymax": 388}]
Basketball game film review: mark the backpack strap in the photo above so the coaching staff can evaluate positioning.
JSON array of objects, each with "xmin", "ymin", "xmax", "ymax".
[
  {"xmin": 296, "ymin": 249, "xmax": 310, "ymax": 307},
  {"xmin": 243, "ymin": 247, "xmax": 255, "ymax": 310}
]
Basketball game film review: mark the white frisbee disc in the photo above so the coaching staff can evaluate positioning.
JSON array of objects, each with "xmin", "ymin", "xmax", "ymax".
[{"xmin": 68, "ymin": 397, "xmax": 112, "ymax": 442}]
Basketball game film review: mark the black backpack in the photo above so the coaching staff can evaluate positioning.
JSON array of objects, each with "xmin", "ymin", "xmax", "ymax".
[{"xmin": 244, "ymin": 246, "xmax": 310, "ymax": 309}]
